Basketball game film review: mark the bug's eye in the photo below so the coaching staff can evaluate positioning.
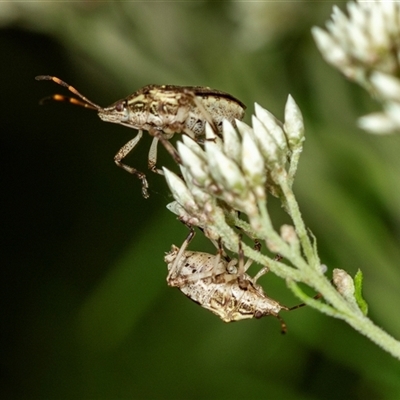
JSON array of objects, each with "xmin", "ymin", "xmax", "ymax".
[
  {"xmin": 115, "ymin": 101, "xmax": 125, "ymax": 112},
  {"xmin": 115, "ymin": 100, "xmax": 130, "ymax": 121}
]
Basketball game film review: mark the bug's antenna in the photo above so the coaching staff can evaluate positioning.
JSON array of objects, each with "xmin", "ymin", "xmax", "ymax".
[
  {"xmin": 35, "ymin": 75, "xmax": 102, "ymax": 110},
  {"xmin": 38, "ymin": 94, "xmax": 98, "ymax": 110},
  {"xmin": 276, "ymin": 314, "xmax": 288, "ymax": 334},
  {"xmin": 288, "ymin": 292, "xmax": 323, "ymax": 311}
]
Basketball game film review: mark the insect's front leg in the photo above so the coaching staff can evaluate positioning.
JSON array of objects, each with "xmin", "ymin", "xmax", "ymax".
[{"xmin": 114, "ymin": 130, "xmax": 150, "ymax": 198}]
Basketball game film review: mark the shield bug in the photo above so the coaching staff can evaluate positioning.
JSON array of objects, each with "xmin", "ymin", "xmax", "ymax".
[
  {"xmin": 35, "ymin": 75, "xmax": 246, "ymax": 198},
  {"xmin": 164, "ymin": 232, "xmax": 291, "ymax": 331}
]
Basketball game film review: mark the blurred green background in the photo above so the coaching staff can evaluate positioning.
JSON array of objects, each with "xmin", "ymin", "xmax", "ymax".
[{"xmin": 2, "ymin": 2, "xmax": 400, "ymax": 399}]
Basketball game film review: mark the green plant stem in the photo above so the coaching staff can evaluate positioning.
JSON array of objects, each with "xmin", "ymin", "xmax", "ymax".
[
  {"xmin": 288, "ymin": 280, "xmax": 400, "ymax": 360},
  {"xmin": 211, "ymin": 167, "xmax": 400, "ymax": 360},
  {"xmin": 288, "ymin": 146, "xmax": 303, "ymax": 187},
  {"xmin": 252, "ymin": 178, "xmax": 400, "ymax": 360},
  {"xmin": 255, "ymin": 197, "xmax": 312, "ymax": 271},
  {"xmin": 243, "ymin": 245, "xmax": 305, "ymax": 282},
  {"xmin": 279, "ymin": 177, "xmax": 318, "ymax": 268}
]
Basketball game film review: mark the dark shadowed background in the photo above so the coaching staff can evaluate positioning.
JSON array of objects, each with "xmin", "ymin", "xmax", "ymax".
[{"xmin": 1, "ymin": 2, "xmax": 400, "ymax": 399}]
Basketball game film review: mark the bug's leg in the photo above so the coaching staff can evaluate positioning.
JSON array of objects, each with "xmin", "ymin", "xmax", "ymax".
[
  {"xmin": 182, "ymin": 128, "xmax": 196, "ymax": 140},
  {"xmin": 167, "ymin": 228, "xmax": 196, "ymax": 284},
  {"xmin": 148, "ymin": 128, "xmax": 182, "ymax": 165},
  {"xmin": 236, "ymin": 238, "xmax": 245, "ymax": 276},
  {"xmin": 184, "ymin": 90, "xmax": 218, "ymax": 134},
  {"xmin": 252, "ymin": 266, "xmax": 268, "ymax": 284},
  {"xmin": 234, "ymin": 238, "xmax": 254, "ymax": 289},
  {"xmin": 242, "ymin": 255, "xmax": 254, "ymax": 275},
  {"xmin": 252, "ymin": 253, "xmax": 281, "ymax": 284},
  {"xmin": 185, "ymin": 242, "xmax": 226, "ymax": 283},
  {"xmin": 170, "ymin": 236, "xmax": 230, "ymax": 286},
  {"xmin": 148, "ymin": 137, "xmax": 164, "ymax": 175},
  {"xmin": 200, "ymin": 232, "xmax": 230, "ymax": 260},
  {"xmin": 114, "ymin": 130, "xmax": 149, "ymax": 198},
  {"xmin": 235, "ymin": 236, "xmax": 253, "ymax": 276},
  {"xmin": 212, "ymin": 239, "xmax": 236, "ymax": 281},
  {"xmin": 181, "ymin": 246, "xmax": 227, "ymax": 285}
]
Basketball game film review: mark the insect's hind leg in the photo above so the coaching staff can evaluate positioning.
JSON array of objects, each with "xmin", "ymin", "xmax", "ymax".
[
  {"xmin": 184, "ymin": 90, "xmax": 218, "ymax": 134},
  {"xmin": 232, "ymin": 236, "xmax": 255, "ymax": 278},
  {"xmin": 166, "ymin": 228, "xmax": 196, "ymax": 284},
  {"xmin": 114, "ymin": 130, "xmax": 149, "ymax": 198},
  {"xmin": 252, "ymin": 253, "xmax": 282, "ymax": 284},
  {"xmin": 167, "ymin": 229, "xmax": 230, "ymax": 286}
]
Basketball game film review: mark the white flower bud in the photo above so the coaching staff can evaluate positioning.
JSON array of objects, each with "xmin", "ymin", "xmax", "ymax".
[
  {"xmin": 333, "ymin": 268, "xmax": 355, "ymax": 299},
  {"xmin": 370, "ymin": 72, "xmax": 400, "ymax": 103},
  {"xmin": 166, "ymin": 201, "xmax": 200, "ymax": 226},
  {"xmin": 166, "ymin": 201, "xmax": 181, "ymax": 216},
  {"xmin": 347, "ymin": 2, "xmax": 366, "ymax": 29},
  {"xmin": 163, "ymin": 168, "xmax": 198, "ymax": 213},
  {"xmin": 254, "ymin": 103, "xmax": 287, "ymax": 151},
  {"xmin": 222, "ymin": 119, "xmax": 241, "ymax": 164},
  {"xmin": 381, "ymin": 1, "xmax": 399, "ymax": 37},
  {"xmin": 205, "ymin": 122, "xmax": 223, "ymax": 149},
  {"xmin": 179, "ymin": 165, "xmax": 212, "ymax": 207},
  {"xmin": 247, "ymin": 117, "xmax": 281, "ymax": 167},
  {"xmin": 385, "ymin": 102, "xmax": 400, "ymax": 126},
  {"xmin": 177, "ymin": 141, "xmax": 211, "ymax": 186},
  {"xmin": 182, "ymin": 134, "xmax": 206, "ymax": 160},
  {"xmin": 241, "ymin": 130, "xmax": 266, "ymax": 191},
  {"xmin": 358, "ymin": 111, "xmax": 399, "ymax": 134},
  {"xmin": 205, "ymin": 141, "xmax": 247, "ymax": 195},
  {"xmin": 331, "ymin": 5, "xmax": 349, "ymax": 33},
  {"xmin": 280, "ymin": 224, "xmax": 298, "ymax": 247},
  {"xmin": 370, "ymin": 5, "xmax": 390, "ymax": 50},
  {"xmin": 348, "ymin": 23, "xmax": 372, "ymax": 63},
  {"xmin": 283, "ymin": 95, "xmax": 304, "ymax": 149},
  {"xmin": 312, "ymin": 26, "xmax": 350, "ymax": 68}
]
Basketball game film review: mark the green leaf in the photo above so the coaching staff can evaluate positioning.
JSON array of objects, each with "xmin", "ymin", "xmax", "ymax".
[{"xmin": 354, "ymin": 269, "xmax": 369, "ymax": 315}]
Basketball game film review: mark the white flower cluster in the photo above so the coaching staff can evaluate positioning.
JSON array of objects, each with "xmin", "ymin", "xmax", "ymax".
[
  {"xmin": 163, "ymin": 97, "xmax": 304, "ymax": 242},
  {"xmin": 312, "ymin": 1, "xmax": 400, "ymax": 134}
]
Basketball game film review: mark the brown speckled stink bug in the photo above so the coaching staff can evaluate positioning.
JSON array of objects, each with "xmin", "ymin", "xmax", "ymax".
[{"xmin": 36, "ymin": 75, "xmax": 246, "ymax": 198}]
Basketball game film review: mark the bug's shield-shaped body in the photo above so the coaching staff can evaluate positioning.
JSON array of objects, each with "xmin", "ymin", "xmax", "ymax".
[
  {"xmin": 99, "ymin": 85, "xmax": 245, "ymax": 197},
  {"xmin": 165, "ymin": 246, "xmax": 286, "ymax": 323},
  {"xmin": 98, "ymin": 84, "xmax": 246, "ymax": 138}
]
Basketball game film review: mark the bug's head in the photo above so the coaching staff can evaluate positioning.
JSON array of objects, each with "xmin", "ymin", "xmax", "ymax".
[{"xmin": 98, "ymin": 99, "xmax": 130, "ymax": 124}]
